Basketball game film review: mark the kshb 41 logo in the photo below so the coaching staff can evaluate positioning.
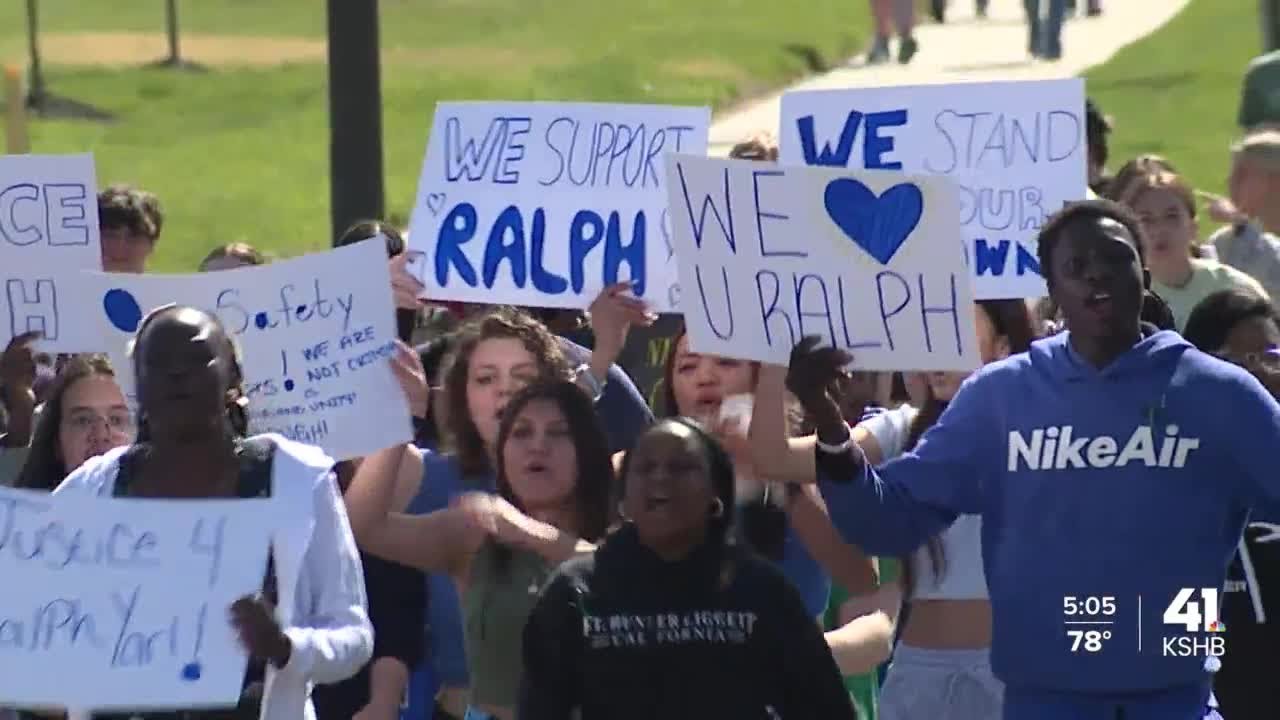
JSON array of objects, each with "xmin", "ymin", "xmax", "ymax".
[{"xmin": 1161, "ymin": 588, "xmax": 1226, "ymax": 658}]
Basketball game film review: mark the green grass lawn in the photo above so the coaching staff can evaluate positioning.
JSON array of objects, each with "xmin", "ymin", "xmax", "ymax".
[
  {"xmin": 1085, "ymin": 0, "xmax": 1260, "ymax": 200},
  {"xmin": 0, "ymin": 0, "xmax": 869, "ymax": 271}
]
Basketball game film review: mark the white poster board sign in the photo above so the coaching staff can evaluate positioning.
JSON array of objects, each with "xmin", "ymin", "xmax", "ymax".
[
  {"xmin": 0, "ymin": 154, "xmax": 103, "ymax": 351},
  {"xmin": 0, "ymin": 486, "xmax": 274, "ymax": 710},
  {"xmin": 406, "ymin": 101, "xmax": 711, "ymax": 311},
  {"xmin": 665, "ymin": 154, "xmax": 979, "ymax": 371},
  {"xmin": 74, "ymin": 241, "xmax": 410, "ymax": 459},
  {"xmin": 779, "ymin": 79, "xmax": 1087, "ymax": 299}
]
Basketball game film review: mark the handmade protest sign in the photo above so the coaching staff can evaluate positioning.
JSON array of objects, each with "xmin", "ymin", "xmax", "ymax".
[
  {"xmin": 0, "ymin": 485, "xmax": 274, "ymax": 710},
  {"xmin": 779, "ymin": 78, "xmax": 1086, "ymax": 299},
  {"xmin": 0, "ymin": 154, "xmax": 103, "ymax": 351},
  {"xmin": 74, "ymin": 240, "xmax": 410, "ymax": 459},
  {"xmin": 664, "ymin": 154, "xmax": 979, "ymax": 371},
  {"xmin": 406, "ymin": 101, "xmax": 711, "ymax": 311}
]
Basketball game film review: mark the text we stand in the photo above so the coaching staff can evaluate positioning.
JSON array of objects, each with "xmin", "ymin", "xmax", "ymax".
[{"xmin": 779, "ymin": 78, "xmax": 1088, "ymax": 300}]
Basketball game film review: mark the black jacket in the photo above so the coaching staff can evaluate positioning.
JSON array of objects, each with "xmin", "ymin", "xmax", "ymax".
[
  {"xmin": 1215, "ymin": 520, "xmax": 1280, "ymax": 719},
  {"xmin": 518, "ymin": 525, "xmax": 855, "ymax": 720}
]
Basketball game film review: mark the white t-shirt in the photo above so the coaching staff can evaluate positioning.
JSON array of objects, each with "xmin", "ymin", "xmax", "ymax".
[{"xmin": 858, "ymin": 405, "xmax": 989, "ymax": 600}]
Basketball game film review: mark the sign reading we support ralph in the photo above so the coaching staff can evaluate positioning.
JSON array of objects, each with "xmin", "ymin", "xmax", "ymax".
[
  {"xmin": 0, "ymin": 485, "xmax": 274, "ymax": 710},
  {"xmin": 406, "ymin": 101, "xmax": 710, "ymax": 311},
  {"xmin": 779, "ymin": 78, "xmax": 1087, "ymax": 299},
  {"xmin": 664, "ymin": 154, "xmax": 979, "ymax": 371},
  {"xmin": 0, "ymin": 153, "xmax": 103, "ymax": 351}
]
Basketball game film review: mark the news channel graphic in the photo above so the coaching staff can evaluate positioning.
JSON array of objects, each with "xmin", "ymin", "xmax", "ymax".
[{"xmin": 1060, "ymin": 589, "xmax": 1226, "ymax": 664}]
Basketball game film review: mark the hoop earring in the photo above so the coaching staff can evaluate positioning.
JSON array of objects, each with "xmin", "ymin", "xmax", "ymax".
[{"xmin": 710, "ymin": 498, "xmax": 725, "ymax": 518}]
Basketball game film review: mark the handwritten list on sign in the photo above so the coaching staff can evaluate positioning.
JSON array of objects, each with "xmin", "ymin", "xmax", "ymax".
[
  {"xmin": 779, "ymin": 78, "xmax": 1086, "ymax": 300},
  {"xmin": 406, "ymin": 101, "xmax": 711, "ymax": 311},
  {"xmin": 664, "ymin": 154, "xmax": 979, "ymax": 371},
  {"xmin": 0, "ymin": 486, "xmax": 274, "ymax": 710},
  {"xmin": 71, "ymin": 240, "xmax": 411, "ymax": 459},
  {"xmin": 0, "ymin": 154, "xmax": 104, "ymax": 351}
]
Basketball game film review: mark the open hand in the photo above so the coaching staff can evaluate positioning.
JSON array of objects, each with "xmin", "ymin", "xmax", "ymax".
[
  {"xmin": 1, "ymin": 331, "xmax": 39, "ymax": 396},
  {"xmin": 390, "ymin": 339, "xmax": 429, "ymax": 418},
  {"xmin": 389, "ymin": 252, "xmax": 429, "ymax": 310},
  {"xmin": 588, "ymin": 281, "xmax": 656, "ymax": 358},
  {"xmin": 229, "ymin": 595, "xmax": 291, "ymax": 667}
]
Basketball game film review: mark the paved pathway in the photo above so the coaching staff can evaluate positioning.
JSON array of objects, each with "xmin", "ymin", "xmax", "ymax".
[{"xmin": 710, "ymin": 0, "xmax": 1193, "ymax": 154}]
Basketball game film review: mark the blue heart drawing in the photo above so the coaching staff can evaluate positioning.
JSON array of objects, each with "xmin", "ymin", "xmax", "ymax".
[
  {"xmin": 426, "ymin": 193, "xmax": 447, "ymax": 217},
  {"xmin": 823, "ymin": 178, "xmax": 924, "ymax": 265}
]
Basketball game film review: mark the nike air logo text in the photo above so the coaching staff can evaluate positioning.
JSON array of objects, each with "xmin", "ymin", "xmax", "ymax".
[{"xmin": 1007, "ymin": 425, "xmax": 1201, "ymax": 471}]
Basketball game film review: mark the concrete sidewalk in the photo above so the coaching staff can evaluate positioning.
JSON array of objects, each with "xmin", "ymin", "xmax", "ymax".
[{"xmin": 710, "ymin": 0, "xmax": 1193, "ymax": 154}]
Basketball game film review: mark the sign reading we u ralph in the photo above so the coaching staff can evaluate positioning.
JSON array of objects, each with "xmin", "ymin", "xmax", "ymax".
[{"xmin": 665, "ymin": 153, "xmax": 980, "ymax": 372}]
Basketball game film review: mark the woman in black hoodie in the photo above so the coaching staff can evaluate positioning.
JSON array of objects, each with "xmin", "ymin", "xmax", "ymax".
[{"xmin": 518, "ymin": 418, "xmax": 856, "ymax": 720}]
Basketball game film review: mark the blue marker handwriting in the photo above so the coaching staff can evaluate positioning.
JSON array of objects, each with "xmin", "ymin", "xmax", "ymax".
[
  {"xmin": 440, "ymin": 113, "xmax": 695, "ymax": 191},
  {"xmin": 796, "ymin": 110, "xmax": 908, "ymax": 169},
  {"xmin": 0, "ymin": 495, "xmax": 160, "ymax": 571},
  {"xmin": 924, "ymin": 109, "xmax": 1081, "ymax": 174},
  {"xmin": 216, "ymin": 279, "xmax": 354, "ymax": 336},
  {"xmin": 0, "ymin": 182, "xmax": 92, "ymax": 249},
  {"xmin": 5, "ymin": 276, "xmax": 61, "ymax": 341},
  {"xmin": 793, "ymin": 108, "xmax": 1081, "ymax": 173},
  {"xmin": 0, "ymin": 494, "xmax": 230, "ymax": 595},
  {"xmin": 694, "ymin": 264, "xmax": 965, "ymax": 358},
  {"xmin": 668, "ymin": 156, "xmax": 974, "ymax": 368},
  {"xmin": 432, "ymin": 203, "xmax": 646, "ymax": 297},
  {"xmin": 0, "ymin": 585, "xmax": 211, "ymax": 677}
]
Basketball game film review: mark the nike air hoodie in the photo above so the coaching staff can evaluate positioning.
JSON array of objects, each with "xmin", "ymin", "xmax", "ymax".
[
  {"xmin": 517, "ymin": 524, "xmax": 855, "ymax": 720},
  {"xmin": 819, "ymin": 330, "xmax": 1280, "ymax": 702}
]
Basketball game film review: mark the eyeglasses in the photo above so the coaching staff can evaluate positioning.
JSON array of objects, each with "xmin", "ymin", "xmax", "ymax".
[
  {"xmin": 1213, "ymin": 346, "xmax": 1280, "ymax": 371},
  {"xmin": 62, "ymin": 411, "xmax": 137, "ymax": 437}
]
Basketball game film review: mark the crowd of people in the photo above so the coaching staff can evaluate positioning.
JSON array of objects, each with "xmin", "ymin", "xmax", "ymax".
[
  {"xmin": 6, "ymin": 48, "xmax": 1280, "ymax": 720},
  {"xmin": 867, "ymin": 0, "xmax": 1104, "ymax": 66}
]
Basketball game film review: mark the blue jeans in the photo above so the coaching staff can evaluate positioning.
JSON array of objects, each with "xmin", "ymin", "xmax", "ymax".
[{"xmin": 1024, "ymin": 0, "xmax": 1066, "ymax": 57}]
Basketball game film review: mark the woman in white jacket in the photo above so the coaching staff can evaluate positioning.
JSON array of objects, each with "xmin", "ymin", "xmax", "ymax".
[{"xmin": 52, "ymin": 304, "xmax": 373, "ymax": 720}]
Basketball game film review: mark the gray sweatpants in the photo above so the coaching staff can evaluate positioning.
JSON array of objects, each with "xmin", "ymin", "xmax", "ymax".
[{"xmin": 879, "ymin": 645, "xmax": 1004, "ymax": 720}]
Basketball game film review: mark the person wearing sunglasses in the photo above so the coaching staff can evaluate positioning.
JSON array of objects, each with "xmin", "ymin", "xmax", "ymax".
[{"xmin": 1183, "ymin": 287, "xmax": 1280, "ymax": 720}]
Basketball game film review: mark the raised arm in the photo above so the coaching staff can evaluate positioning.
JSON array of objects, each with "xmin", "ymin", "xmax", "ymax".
[
  {"xmin": 785, "ymin": 484, "xmax": 879, "ymax": 598},
  {"xmin": 747, "ymin": 361, "xmax": 886, "ymax": 486},
  {"xmin": 787, "ymin": 338, "xmax": 988, "ymax": 556}
]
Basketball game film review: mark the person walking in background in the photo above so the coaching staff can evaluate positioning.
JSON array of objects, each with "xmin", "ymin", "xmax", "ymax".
[
  {"xmin": 1024, "ymin": 0, "xmax": 1066, "ymax": 60},
  {"xmin": 929, "ymin": 0, "xmax": 989, "ymax": 23},
  {"xmin": 866, "ymin": 0, "xmax": 918, "ymax": 65},
  {"xmin": 1117, "ymin": 169, "xmax": 1269, "ymax": 329},
  {"xmin": 1205, "ymin": 129, "xmax": 1280, "ymax": 302},
  {"xmin": 1086, "ymin": 99, "xmax": 1114, "ymax": 195}
]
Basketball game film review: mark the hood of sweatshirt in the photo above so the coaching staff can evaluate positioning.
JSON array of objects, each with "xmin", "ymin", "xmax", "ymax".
[{"xmin": 1027, "ymin": 327, "xmax": 1193, "ymax": 384}]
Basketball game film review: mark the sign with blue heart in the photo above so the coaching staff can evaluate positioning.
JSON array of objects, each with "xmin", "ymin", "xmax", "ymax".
[
  {"xmin": 406, "ymin": 101, "xmax": 711, "ymax": 312},
  {"xmin": 664, "ymin": 154, "xmax": 979, "ymax": 371},
  {"xmin": 779, "ymin": 78, "xmax": 1086, "ymax": 301}
]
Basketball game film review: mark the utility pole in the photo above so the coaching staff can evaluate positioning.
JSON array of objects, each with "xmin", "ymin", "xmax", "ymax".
[
  {"xmin": 165, "ymin": 0, "xmax": 182, "ymax": 65},
  {"xmin": 325, "ymin": 0, "xmax": 385, "ymax": 245},
  {"xmin": 1265, "ymin": 0, "xmax": 1280, "ymax": 52},
  {"xmin": 25, "ymin": 0, "xmax": 46, "ymax": 110}
]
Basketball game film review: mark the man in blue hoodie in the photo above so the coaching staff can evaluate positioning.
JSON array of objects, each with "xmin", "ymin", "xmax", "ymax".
[{"xmin": 779, "ymin": 199, "xmax": 1280, "ymax": 719}]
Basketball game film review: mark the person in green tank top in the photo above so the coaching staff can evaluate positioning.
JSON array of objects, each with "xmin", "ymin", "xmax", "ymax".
[
  {"xmin": 823, "ymin": 558, "xmax": 903, "ymax": 720},
  {"xmin": 344, "ymin": 381, "xmax": 616, "ymax": 720}
]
